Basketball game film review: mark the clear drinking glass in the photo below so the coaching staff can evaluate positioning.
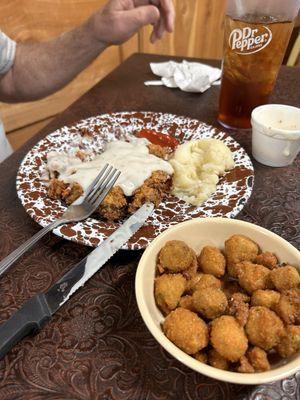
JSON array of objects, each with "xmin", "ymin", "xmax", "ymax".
[{"xmin": 218, "ymin": 0, "xmax": 300, "ymax": 129}]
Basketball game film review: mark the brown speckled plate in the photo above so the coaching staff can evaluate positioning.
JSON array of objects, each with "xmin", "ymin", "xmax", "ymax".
[{"xmin": 16, "ymin": 111, "xmax": 254, "ymax": 250}]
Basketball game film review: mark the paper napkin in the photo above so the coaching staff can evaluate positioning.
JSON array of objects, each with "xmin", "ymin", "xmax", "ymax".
[{"xmin": 145, "ymin": 60, "xmax": 221, "ymax": 93}]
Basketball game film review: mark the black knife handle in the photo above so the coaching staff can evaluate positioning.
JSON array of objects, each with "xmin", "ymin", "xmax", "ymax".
[{"xmin": 0, "ymin": 294, "xmax": 52, "ymax": 359}]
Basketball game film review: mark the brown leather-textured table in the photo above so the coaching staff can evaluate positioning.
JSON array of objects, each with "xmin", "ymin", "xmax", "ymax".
[{"xmin": 0, "ymin": 54, "xmax": 299, "ymax": 400}]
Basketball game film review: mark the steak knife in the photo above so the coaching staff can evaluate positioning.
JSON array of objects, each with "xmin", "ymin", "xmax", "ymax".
[{"xmin": 0, "ymin": 202, "xmax": 154, "ymax": 359}]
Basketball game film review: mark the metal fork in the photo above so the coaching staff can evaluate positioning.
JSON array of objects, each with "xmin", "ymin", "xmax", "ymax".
[{"xmin": 0, "ymin": 164, "xmax": 121, "ymax": 277}]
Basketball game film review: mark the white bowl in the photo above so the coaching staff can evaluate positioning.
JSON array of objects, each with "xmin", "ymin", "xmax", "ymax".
[
  {"xmin": 251, "ymin": 104, "xmax": 300, "ymax": 167},
  {"xmin": 135, "ymin": 218, "xmax": 300, "ymax": 385}
]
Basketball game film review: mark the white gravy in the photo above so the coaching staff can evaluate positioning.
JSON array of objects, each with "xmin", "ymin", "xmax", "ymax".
[{"xmin": 46, "ymin": 138, "xmax": 173, "ymax": 196}]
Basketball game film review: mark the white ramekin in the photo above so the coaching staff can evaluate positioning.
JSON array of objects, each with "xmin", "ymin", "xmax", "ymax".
[{"xmin": 251, "ymin": 104, "xmax": 300, "ymax": 167}]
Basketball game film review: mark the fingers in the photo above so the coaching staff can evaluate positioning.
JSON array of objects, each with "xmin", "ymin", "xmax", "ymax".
[
  {"xmin": 157, "ymin": 0, "xmax": 175, "ymax": 33},
  {"xmin": 150, "ymin": 15, "xmax": 165, "ymax": 43},
  {"xmin": 126, "ymin": 5, "xmax": 160, "ymax": 30},
  {"xmin": 148, "ymin": 1, "xmax": 171, "ymax": 43},
  {"xmin": 156, "ymin": 15, "xmax": 166, "ymax": 38},
  {"xmin": 150, "ymin": 20, "xmax": 160, "ymax": 43},
  {"xmin": 134, "ymin": 0, "xmax": 175, "ymax": 33}
]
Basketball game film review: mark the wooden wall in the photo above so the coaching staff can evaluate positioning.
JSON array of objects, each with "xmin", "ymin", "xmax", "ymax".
[
  {"xmin": 1, "ymin": 0, "xmax": 227, "ymax": 149},
  {"xmin": 140, "ymin": 0, "xmax": 226, "ymax": 59}
]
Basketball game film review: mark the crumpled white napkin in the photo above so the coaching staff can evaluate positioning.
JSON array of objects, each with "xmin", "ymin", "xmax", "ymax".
[{"xmin": 144, "ymin": 60, "xmax": 221, "ymax": 93}]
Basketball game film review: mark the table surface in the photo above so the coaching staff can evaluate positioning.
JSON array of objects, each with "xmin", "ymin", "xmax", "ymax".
[{"xmin": 0, "ymin": 53, "xmax": 299, "ymax": 400}]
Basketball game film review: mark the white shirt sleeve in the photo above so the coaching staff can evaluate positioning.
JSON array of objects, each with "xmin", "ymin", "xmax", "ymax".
[
  {"xmin": 0, "ymin": 31, "xmax": 16, "ymax": 75},
  {"xmin": 0, "ymin": 120, "xmax": 13, "ymax": 163},
  {"xmin": 0, "ymin": 32, "xmax": 16, "ymax": 162}
]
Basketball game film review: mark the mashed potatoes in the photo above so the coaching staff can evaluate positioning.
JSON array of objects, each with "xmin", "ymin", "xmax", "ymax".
[{"xmin": 169, "ymin": 139, "xmax": 234, "ymax": 206}]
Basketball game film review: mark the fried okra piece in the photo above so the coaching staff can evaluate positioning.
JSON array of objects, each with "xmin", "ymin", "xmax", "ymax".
[
  {"xmin": 186, "ymin": 273, "xmax": 204, "ymax": 293},
  {"xmin": 269, "ymin": 266, "xmax": 300, "ymax": 292},
  {"xmin": 189, "ymin": 274, "xmax": 222, "ymax": 293},
  {"xmin": 245, "ymin": 306, "xmax": 285, "ymax": 350},
  {"xmin": 225, "ymin": 235, "xmax": 259, "ymax": 278},
  {"xmin": 182, "ymin": 255, "xmax": 199, "ymax": 280},
  {"xmin": 154, "ymin": 274, "xmax": 186, "ymax": 315},
  {"xmin": 277, "ymin": 325, "xmax": 300, "ymax": 358},
  {"xmin": 222, "ymin": 280, "xmax": 246, "ymax": 300},
  {"xmin": 158, "ymin": 240, "xmax": 196, "ymax": 273},
  {"xmin": 163, "ymin": 308, "xmax": 209, "ymax": 354},
  {"xmin": 247, "ymin": 347, "xmax": 270, "ymax": 371},
  {"xmin": 179, "ymin": 295, "xmax": 195, "ymax": 312},
  {"xmin": 208, "ymin": 349, "xmax": 229, "ymax": 370},
  {"xmin": 228, "ymin": 292, "xmax": 250, "ymax": 327},
  {"xmin": 274, "ymin": 288, "xmax": 300, "ymax": 325},
  {"xmin": 210, "ymin": 316, "xmax": 248, "ymax": 362},
  {"xmin": 251, "ymin": 290, "xmax": 281, "ymax": 309},
  {"xmin": 254, "ymin": 252, "xmax": 278, "ymax": 270},
  {"xmin": 98, "ymin": 186, "xmax": 127, "ymax": 221},
  {"xmin": 193, "ymin": 287, "xmax": 228, "ymax": 320},
  {"xmin": 198, "ymin": 246, "xmax": 226, "ymax": 277},
  {"xmin": 230, "ymin": 292, "xmax": 250, "ymax": 303},
  {"xmin": 194, "ymin": 351, "xmax": 208, "ymax": 364},
  {"xmin": 237, "ymin": 356, "xmax": 255, "ymax": 373},
  {"xmin": 237, "ymin": 262, "xmax": 271, "ymax": 294}
]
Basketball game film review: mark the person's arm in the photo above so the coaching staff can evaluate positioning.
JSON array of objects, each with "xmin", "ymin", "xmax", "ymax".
[{"xmin": 0, "ymin": 0, "xmax": 174, "ymax": 103}]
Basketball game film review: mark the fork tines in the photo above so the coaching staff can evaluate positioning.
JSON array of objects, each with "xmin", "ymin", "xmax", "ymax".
[{"xmin": 87, "ymin": 165, "xmax": 121, "ymax": 210}]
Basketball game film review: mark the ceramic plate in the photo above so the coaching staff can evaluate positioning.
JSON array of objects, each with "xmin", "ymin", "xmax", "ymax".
[{"xmin": 16, "ymin": 111, "xmax": 254, "ymax": 250}]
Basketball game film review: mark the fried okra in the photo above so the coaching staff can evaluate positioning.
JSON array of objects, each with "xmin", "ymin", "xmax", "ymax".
[
  {"xmin": 270, "ymin": 266, "xmax": 300, "ymax": 292},
  {"xmin": 222, "ymin": 280, "xmax": 246, "ymax": 300},
  {"xmin": 245, "ymin": 306, "xmax": 285, "ymax": 350},
  {"xmin": 155, "ymin": 274, "xmax": 186, "ymax": 315},
  {"xmin": 277, "ymin": 325, "xmax": 300, "ymax": 358},
  {"xmin": 194, "ymin": 351, "xmax": 208, "ymax": 364},
  {"xmin": 158, "ymin": 240, "xmax": 196, "ymax": 273},
  {"xmin": 208, "ymin": 349, "xmax": 229, "ymax": 370},
  {"xmin": 186, "ymin": 273, "xmax": 203, "ymax": 293},
  {"xmin": 193, "ymin": 287, "xmax": 228, "ymax": 320},
  {"xmin": 198, "ymin": 246, "xmax": 226, "ymax": 277},
  {"xmin": 190, "ymin": 274, "xmax": 222, "ymax": 293},
  {"xmin": 154, "ymin": 236, "xmax": 300, "ymax": 374},
  {"xmin": 251, "ymin": 289, "xmax": 281, "ymax": 309},
  {"xmin": 228, "ymin": 292, "xmax": 250, "ymax": 327},
  {"xmin": 237, "ymin": 356, "xmax": 255, "ymax": 373},
  {"xmin": 254, "ymin": 252, "xmax": 278, "ymax": 270},
  {"xmin": 237, "ymin": 262, "xmax": 271, "ymax": 294},
  {"xmin": 225, "ymin": 235, "xmax": 259, "ymax": 278},
  {"xmin": 247, "ymin": 347, "xmax": 270, "ymax": 371},
  {"xmin": 274, "ymin": 288, "xmax": 300, "ymax": 325},
  {"xmin": 163, "ymin": 308, "xmax": 208, "ymax": 354},
  {"xmin": 210, "ymin": 316, "xmax": 248, "ymax": 362},
  {"xmin": 179, "ymin": 295, "xmax": 195, "ymax": 312}
]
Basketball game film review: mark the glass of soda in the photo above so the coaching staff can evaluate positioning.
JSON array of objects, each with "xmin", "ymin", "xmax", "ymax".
[{"xmin": 218, "ymin": 0, "xmax": 300, "ymax": 130}]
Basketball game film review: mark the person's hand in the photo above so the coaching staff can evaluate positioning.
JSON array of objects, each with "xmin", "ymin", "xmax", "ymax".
[{"xmin": 88, "ymin": 0, "xmax": 175, "ymax": 46}]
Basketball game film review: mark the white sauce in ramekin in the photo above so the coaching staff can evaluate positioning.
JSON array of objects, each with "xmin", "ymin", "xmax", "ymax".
[
  {"xmin": 251, "ymin": 105, "xmax": 300, "ymax": 141},
  {"xmin": 251, "ymin": 104, "xmax": 300, "ymax": 167}
]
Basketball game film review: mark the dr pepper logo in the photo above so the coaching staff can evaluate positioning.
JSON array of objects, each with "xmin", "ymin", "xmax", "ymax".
[{"xmin": 229, "ymin": 26, "xmax": 272, "ymax": 55}]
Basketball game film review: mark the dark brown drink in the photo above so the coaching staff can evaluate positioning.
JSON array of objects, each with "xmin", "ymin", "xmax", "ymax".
[{"xmin": 218, "ymin": 15, "xmax": 294, "ymax": 129}]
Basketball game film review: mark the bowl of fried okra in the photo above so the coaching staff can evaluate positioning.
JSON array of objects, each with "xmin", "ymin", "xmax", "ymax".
[{"xmin": 135, "ymin": 218, "xmax": 300, "ymax": 384}]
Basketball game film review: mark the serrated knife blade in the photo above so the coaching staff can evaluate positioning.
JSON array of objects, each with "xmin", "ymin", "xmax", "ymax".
[
  {"xmin": 45, "ymin": 202, "xmax": 154, "ymax": 312},
  {"xmin": 0, "ymin": 202, "xmax": 154, "ymax": 359}
]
